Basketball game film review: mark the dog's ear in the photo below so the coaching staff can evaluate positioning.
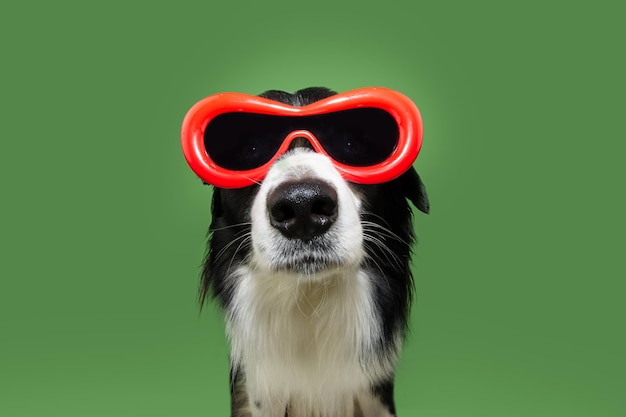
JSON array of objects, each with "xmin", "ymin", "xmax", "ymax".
[{"xmin": 399, "ymin": 168, "xmax": 430, "ymax": 214}]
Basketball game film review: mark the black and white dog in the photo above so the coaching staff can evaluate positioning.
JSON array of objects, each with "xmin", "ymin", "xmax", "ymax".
[{"xmin": 198, "ymin": 88, "xmax": 429, "ymax": 417}]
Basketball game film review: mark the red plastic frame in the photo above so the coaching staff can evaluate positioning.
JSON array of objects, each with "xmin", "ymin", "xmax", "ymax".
[{"xmin": 181, "ymin": 87, "xmax": 423, "ymax": 188}]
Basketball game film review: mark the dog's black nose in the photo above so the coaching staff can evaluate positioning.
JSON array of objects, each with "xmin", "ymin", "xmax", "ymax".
[{"xmin": 267, "ymin": 180, "xmax": 338, "ymax": 241}]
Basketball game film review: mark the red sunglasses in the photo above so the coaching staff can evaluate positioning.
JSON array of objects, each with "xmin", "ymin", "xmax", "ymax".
[{"xmin": 181, "ymin": 87, "xmax": 423, "ymax": 188}]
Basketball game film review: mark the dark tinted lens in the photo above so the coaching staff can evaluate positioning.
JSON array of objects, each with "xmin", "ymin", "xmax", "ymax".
[
  {"xmin": 204, "ymin": 113, "xmax": 290, "ymax": 170},
  {"xmin": 204, "ymin": 108, "xmax": 399, "ymax": 170},
  {"xmin": 309, "ymin": 108, "xmax": 399, "ymax": 166}
]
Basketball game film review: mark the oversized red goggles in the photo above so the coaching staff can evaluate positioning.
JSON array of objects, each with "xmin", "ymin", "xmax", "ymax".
[{"xmin": 181, "ymin": 87, "xmax": 423, "ymax": 188}]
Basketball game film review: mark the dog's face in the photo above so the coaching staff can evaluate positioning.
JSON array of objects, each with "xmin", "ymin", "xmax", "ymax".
[{"xmin": 200, "ymin": 86, "xmax": 428, "ymax": 307}]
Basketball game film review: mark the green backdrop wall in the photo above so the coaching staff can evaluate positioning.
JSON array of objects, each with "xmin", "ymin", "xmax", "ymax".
[{"xmin": 1, "ymin": 1, "xmax": 624, "ymax": 416}]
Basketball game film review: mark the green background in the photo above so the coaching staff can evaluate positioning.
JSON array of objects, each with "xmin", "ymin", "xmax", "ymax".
[{"xmin": 1, "ymin": 0, "xmax": 624, "ymax": 416}]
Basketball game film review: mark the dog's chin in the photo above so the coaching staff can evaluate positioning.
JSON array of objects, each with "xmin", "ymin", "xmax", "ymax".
[
  {"xmin": 264, "ymin": 255, "xmax": 352, "ymax": 279},
  {"xmin": 273, "ymin": 257, "xmax": 343, "ymax": 278},
  {"xmin": 253, "ymin": 238, "xmax": 361, "ymax": 281}
]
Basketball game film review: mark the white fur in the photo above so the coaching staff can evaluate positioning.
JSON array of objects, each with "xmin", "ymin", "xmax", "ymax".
[{"xmin": 227, "ymin": 150, "xmax": 398, "ymax": 416}]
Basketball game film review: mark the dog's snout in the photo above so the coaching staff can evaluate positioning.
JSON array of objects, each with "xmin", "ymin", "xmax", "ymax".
[{"xmin": 267, "ymin": 180, "xmax": 338, "ymax": 241}]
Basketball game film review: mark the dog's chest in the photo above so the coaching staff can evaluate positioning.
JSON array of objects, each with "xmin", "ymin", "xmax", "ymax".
[{"xmin": 227, "ymin": 269, "xmax": 391, "ymax": 413}]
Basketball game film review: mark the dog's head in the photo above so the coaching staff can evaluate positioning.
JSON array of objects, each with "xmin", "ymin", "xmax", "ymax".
[{"xmin": 198, "ymin": 87, "xmax": 429, "ymax": 307}]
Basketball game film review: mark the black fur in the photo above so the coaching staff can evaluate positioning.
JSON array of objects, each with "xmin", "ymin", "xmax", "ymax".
[{"xmin": 199, "ymin": 87, "xmax": 429, "ymax": 416}]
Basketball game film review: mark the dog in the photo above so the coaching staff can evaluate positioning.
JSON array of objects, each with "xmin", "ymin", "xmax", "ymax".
[{"xmin": 195, "ymin": 87, "xmax": 429, "ymax": 417}]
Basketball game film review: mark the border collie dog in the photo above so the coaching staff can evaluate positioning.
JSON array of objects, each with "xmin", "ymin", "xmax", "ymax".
[{"xmin": 198, "ymin": 88, "xmax": 429, "ymax": 417}]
